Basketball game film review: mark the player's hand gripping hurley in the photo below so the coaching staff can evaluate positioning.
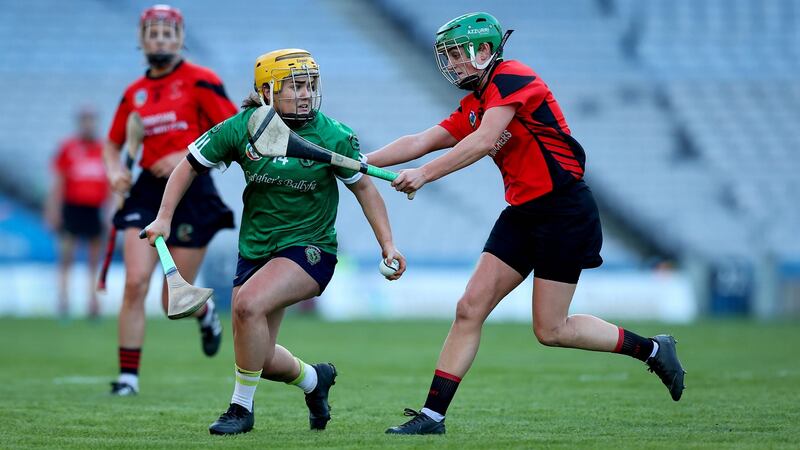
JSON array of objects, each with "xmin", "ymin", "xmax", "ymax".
[
  {"xmin": 138, "ymin": 228, "xmax": 213, "ymax": 319},
  {"xmin": 246, "ymin": 105, "xmax": 415, "ymax": 199},
  {"xmin": 97, "ymin": 112, "xmax": 143, "ymax": 292}
]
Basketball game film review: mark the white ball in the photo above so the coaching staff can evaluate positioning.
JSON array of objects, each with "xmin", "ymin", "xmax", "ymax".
[{"xmin": 378, "ymin": 258, "xmax": 400, "ymax": 277}]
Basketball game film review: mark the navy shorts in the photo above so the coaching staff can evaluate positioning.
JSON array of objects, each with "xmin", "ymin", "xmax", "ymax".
[
  {"xmin": 62, "ymin": 204, "xmax": 103, "ymax": 239},
  {"xmin": 233, "ymin": 245, "xmax": 338, "ymax": 294},
  {"xmin": 113, "ymin": 170, "xmax": 235, "ymax": 248},
  {"xmin": 483, "ymin": 180, "xmax": 603, "ymax": 284}
]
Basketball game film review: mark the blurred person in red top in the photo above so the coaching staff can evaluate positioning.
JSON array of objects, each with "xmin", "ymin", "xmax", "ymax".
[
  {"xmin": 103, "ymin": 4, "xmax": 236, "ymax": 396},
  {"xmin": 45, "ymin": 106, "xmax": 109, "ymax": 320}
]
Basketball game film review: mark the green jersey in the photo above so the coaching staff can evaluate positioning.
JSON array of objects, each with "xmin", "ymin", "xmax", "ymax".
[{"xmin": 188, "ymin": 108, "xmax": 363, "ymax": 260}]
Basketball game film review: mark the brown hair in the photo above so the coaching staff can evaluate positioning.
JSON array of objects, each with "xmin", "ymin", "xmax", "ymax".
[{"xmin": 240, "ymin": 92, "xmax": 262, "ymax": 109}]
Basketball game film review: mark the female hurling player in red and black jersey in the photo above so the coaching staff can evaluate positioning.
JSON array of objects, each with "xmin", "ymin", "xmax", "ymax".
[
  {"xmin": 368, "ymin": 12, "xmax": 686, "ymax": 435},
  {"xmin": 103, "ymin": 4, "xmax": 236, "ymax": 396}
]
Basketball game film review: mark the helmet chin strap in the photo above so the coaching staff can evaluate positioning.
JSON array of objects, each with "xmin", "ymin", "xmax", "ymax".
[
  {"xmin": 256, "ymin": 82, "xmax": 275, "ymax": 109},
  {"xmin": 467, "ymin": 42, "xmax": 493, "ymax": 70},
  {"xmin": 467, "ymin": 29, "xmax": 515, "ymax": 93},
  {"xmin": 259, "ymin": 82, "xmax": 273, "ymax": 108}
]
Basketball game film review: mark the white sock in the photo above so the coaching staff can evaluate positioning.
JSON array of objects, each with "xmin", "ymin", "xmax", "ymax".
[
  {"xmin": 648, "ymin": 340, "xmax": 660, "ymax": 360},
  {"xmin": 421, "ymin": 407, "xmax": 445, "ymax": 422},
  {"xmin": 199, "ymin": 300, "xmax": 216, "ymax": 327},
  {"xmin": 118, "ymin": 373, "xmax": 139, "ymax": 391},
  {"xmin": 289, "ymin": 359, "xmax": 318, "ymax": 394},
  {"xmin": 231, "ymin": 365, "xmax": 262, "ymax": 412}
]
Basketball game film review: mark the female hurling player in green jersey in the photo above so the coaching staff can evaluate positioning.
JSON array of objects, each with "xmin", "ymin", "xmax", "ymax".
[{"xmin": 142, "ymin": 48, "xmax": 406, "ymax": 435}]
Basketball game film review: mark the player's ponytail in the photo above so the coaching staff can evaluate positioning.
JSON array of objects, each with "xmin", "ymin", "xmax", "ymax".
[{"xmin": 241, "ymin": 93, "xmax": 261, "ymax": 109}]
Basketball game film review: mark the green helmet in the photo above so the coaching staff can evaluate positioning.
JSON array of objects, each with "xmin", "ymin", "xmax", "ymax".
[{"xmin": 434, "ymin": 12, "xmax": 504, "ymax": 90}]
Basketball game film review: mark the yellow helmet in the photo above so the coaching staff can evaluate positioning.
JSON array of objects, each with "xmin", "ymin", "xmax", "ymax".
[
  {"xmin": 253, "ymin": 49, "xmax": 322, "ymax": 126},
  {"xmin": 254, "ymin": 49, "xmax": 318, "ymax": 93}
]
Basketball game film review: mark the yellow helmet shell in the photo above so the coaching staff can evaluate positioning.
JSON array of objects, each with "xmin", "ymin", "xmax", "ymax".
[{"xmin": 253, "ymin": 48, "xmax": 319, "ymax": 96}]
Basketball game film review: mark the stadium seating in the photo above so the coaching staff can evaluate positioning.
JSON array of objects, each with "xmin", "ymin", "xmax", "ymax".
[
  {"xmin": 9, "ymin": 0, "xmax": 798, "ymax": 280},
  {"xmin": 377, "ymin": 0, "xmax": 800, "ymax": 267}
]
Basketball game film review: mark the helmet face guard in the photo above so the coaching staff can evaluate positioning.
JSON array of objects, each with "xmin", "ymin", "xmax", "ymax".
[
  {"xmin": 272, "ymin": 67, "xmax": 322, "ymax": 127},
  {"xmin": 434, "ymin": 12, "xmax": 506, "ymax": 91},
  {"xmin": 140, "ymin": 5, "xmax": 184, "ymax": 68},
  {"xmin": 435, "ymin": 36, "xmax": 483, "ymax": 90}
]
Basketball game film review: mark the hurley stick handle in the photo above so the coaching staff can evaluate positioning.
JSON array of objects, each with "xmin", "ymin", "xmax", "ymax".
[
  {"xmin": 365, "ymin": 165, "xmax": 399, "ymax": 182},
  {"xmin": 154, "ymin": 236, "xmax": 177, "ymax": 276},
  {"xmin": 138, "ymin": 229, "xmax": 177, "ymax": 276}
]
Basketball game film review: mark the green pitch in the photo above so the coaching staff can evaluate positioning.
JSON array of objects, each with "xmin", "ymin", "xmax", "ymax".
[{"xmin": 0, "ymin": 317, "xmax": 798, "ymax": 449}]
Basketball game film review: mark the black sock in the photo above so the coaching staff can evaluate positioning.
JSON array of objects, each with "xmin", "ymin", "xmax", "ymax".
[
  {"xmin": 614, "ymin": 328, "xmax": 654, "ymax": 362},
  {"xmin": 422, "ymin": 370, "xmax": 461, "ymax": 417}
]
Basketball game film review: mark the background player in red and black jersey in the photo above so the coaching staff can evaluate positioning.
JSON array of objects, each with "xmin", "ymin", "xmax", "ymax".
[
  {"xmin": 368, "ymin": 13, "xmax": 686, "ymax": 435},
  {"xmin": 103, "ymin": 4, "xmax": 236, "ymax": 396},
  {"xmin": 45, "ymin": 106, "xmax": 110, "ymax": 320}
]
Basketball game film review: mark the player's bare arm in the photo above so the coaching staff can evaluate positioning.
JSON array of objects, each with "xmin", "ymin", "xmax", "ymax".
[
  {"xmin": 103, "ymin": 140, "xmax": 132, "ymax": 194},
  {"xmin": 367, "ymin": 125, "xmax": 457, "ymax": 168},
  {"xmin": 347, "ymin": 176, "xmax": 406, "ymax": 280},
  {"xmin": 392, "ymin": 105, "xmax": 515, "ymax": 194},
  {"xmin": 142, "ymin": 155, "xmax": 197, "ymax": 246}
]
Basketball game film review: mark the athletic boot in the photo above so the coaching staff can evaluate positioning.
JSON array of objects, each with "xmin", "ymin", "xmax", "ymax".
[
  {"xmin": 646, "ymin": 334, "xmax": 686, "ymax": 401},
  {"xmin": 109, "ymin": 381, "xmax": 138, "ymax": 396},
  {"xmin": 199, "ymin": 300, "xmax": 222, "ymax": 357},
  {"xmin": 209, "ymin": 403, "xmax": 254, "ymax": 435},
  {"xmin": 386, "ymin": 408, "xmax": 446, "ymax": 435},
  {"xmin": 304, "ymin": 363, "xmax": 337, "ymax": 430}
]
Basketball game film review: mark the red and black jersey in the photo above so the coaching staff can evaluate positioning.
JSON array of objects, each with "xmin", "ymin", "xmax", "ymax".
[
  {"xmin": 53, "ymin": 137, "xmax": 109, "ymax": 207},
  {"xmin": 439, "ymin": 60, "xmax": 586, "ymax": 206},
  {"xmin": 108, "ymin": 60, "xmax": 237, "ymax": 170}
]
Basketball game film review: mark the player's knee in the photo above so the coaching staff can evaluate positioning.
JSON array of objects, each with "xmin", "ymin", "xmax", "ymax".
[
  {"xmin": 533, "ymin": 325, "xmax": 562, "ymax": 347},
  {"xmin": 455, "ymin": 294, "xmax": 489, "ymax": 324},
  {"xmin": 233, "ymin": 298, "xmax": 257, "ymax": 322},
  {"xmin": 233, "ymin": 291, "xmax": 264, "ymax": 322},
  {"xmin": 122, "ymin": 274, "xmax": 150, "ymax": 301}
]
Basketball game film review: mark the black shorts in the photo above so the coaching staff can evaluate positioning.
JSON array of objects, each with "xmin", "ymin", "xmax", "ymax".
[
  {"xmin": 61, "ymin": 204, "xmax": 103, "ymax": 239},
  {"xmin": 483, "ymin": 180, "xmax": 603, "ymax": 284},
  {"xmin": 233, "ymin": 246, "xmax": 338, "ymax": 294},
  {"xmin": 112, "ymin": 170, "xmax": 235, "ymax": 248}
]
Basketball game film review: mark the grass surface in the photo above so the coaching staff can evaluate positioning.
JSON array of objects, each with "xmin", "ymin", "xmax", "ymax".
[{"xmin": 0, "ymin": 316, "xmax": 798, "ymax": 449}]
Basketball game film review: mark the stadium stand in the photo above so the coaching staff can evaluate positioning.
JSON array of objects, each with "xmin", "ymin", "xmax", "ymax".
[
  {"xmin": 7, "ymin": 0, "xmax": 799, "ymax": 313},
  {"xmin": 376, "ymin": 0, "xmax": 799, "ymax": 267},
  {"xmin": 0, "ymin": 0, "xmax": 640, "ymax": 270}
]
